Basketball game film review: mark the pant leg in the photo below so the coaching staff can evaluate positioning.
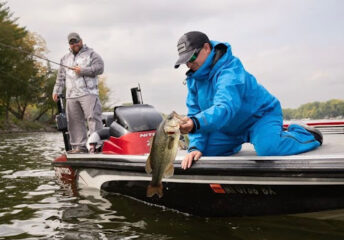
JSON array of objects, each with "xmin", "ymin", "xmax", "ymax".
[
  {"xmin": 203, "ymin": 131, "xmax": 244, "ymax": 156},
  {"xmin": 250, "ymin": 106, "xmax": 320, "ymax": 156},
  {"xmin": 78, "ymin": 95, "xmax": 103, "ymax": 135},
  {"xmin": 66, "ymin": 98, "xmax": 88, "ymax": 148}
]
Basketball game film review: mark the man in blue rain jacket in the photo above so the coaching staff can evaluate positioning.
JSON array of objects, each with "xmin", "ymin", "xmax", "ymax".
[{"xmin": 174, "ymin": 31, "xmax": 323, "ymax": 169}]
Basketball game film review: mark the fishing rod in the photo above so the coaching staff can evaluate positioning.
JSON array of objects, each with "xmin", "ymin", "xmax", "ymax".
[{"xmin": 0, "ymin": 41, "xmax": 73, "ymax": 70}]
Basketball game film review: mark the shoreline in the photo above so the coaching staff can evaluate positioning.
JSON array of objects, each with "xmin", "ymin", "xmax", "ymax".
[
  {"xmin": 0, "ymin": 121, "xmax": 57, "ymax": 134},
  {"xmin": 0, "ymin": 128, "xmax": 57, "ymax": 134}
]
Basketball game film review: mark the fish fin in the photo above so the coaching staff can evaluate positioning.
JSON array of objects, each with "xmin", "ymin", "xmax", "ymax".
[
  {"xmin": 163, "ymin": 163, "xmax": 174, "ymax": 178},
  {"xmin": 178, "ymin": 139, "xmax": 188, "ymax": 150},
  {"xmin": 148, "ymin": 136, "xmax": 154, "ymax": 150},
  {"xmin": 146, "ymin": 182, "xmax": 163, "ymax": 198},
  {"xmin": 145, "ymin": 155, "xmax": 152, "ymax": 174}
]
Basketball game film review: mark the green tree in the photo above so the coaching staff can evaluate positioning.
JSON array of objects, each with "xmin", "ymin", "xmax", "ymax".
[
  {"xmin": 0, "ymin": 3, "xmax": 49, "ymax": 121},
  {"xmin": 0, "ymin": 1, "xmax": 27, "ymax": 120},
  {"xmin": 33, "ymin": 67, "xmax": 57, "ymax": 121},
  {"xmin": 6, "ymin": 32, "xmax": 47, "ymax": 120},
  {"xmin": 283, "ymin": 99, "xmax": 344, "ymax": 120},
  {"xmin": 98, "ymin": 75, "xmax": 110, "ymax": 109},
  {"xmin": 98, "ymin": 75, "xmax": 118, "ymax": 111}
]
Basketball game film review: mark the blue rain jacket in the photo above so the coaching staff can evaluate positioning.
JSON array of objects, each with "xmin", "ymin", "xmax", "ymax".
[{"xmin": 186, "ymin": 41, "xmax": 280, "ymax": 153}]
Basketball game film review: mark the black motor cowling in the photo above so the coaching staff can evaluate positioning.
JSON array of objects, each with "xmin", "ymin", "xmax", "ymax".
[
  {"xmin": 112, "ymin": 104, "xmax": 163, "ymax": 134},
  {"xmin": 88, "ymin": 104, "xmax": 163, "ymax": 149}
]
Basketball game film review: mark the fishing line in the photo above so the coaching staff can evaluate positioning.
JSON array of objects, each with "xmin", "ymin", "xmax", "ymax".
[{"xmin": 0, "ymin": 41, "xmax": 73, "ymax": 70}]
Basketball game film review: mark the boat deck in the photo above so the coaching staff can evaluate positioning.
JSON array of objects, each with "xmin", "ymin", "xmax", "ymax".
[
  {"xmin": 53, "ymin": 122, "xmax": 344, "ymax": 178},
  {"xmin": 55, "ymin": 132, "xmax": 344, "ymax": 177},
  {"xmin": 235, "ymin": 134, "xmax": 344, "ymax": 157}
]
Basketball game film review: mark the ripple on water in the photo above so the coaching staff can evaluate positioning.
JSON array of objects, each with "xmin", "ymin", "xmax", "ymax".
[
  {"xmin": 0, "ymin": 170, "xmax": 14, "ymax": 175},
  {"xmin": 26, "ymin": 184, "xmax": 61, "ymax": 197},
  {"xmin": 0, "ymin": 224, "xmax": 26, "ymax": 238},
  {"xmin": 0, "ymin": 216, "xmax": 72, "ymax": 238},
  {"xmin": 2, "ymin": 169, "xmax": 55, "ymax": 179}
]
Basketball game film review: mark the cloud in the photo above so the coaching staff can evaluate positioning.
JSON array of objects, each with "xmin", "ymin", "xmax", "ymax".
[{"xmin": 6, "ymin": 0, "xmax": 344, "ymax": 113}]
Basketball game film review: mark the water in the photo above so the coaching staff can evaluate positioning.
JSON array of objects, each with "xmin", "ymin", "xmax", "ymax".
[{"xmin": 1, "ymin": 132, "xmax": 344, "ymax": 239}]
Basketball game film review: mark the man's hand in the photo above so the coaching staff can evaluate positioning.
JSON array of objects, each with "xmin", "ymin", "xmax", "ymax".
[
  {"xmin": 52, "ymin": 93, "xmax": 59, "ymax": 102},
  {"xmin": 179, "ymin": 116, "xmax": 194, "ymax": 134},
  {"xmin": 72, "ymin": 66, "xmax": 82, "ymax": 75},
  {"xmin": 181, "ymin": 150, "xmax": 202, "ymax": 170}
]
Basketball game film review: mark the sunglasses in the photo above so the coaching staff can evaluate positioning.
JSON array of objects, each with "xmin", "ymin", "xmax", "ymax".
[
  {"xmin": 188, "ymin": 48, "xmax": 201, "ymax": 63},
  {"xmin": 69, "ymin": 39, "xmax": 80, "ymax": 45}
]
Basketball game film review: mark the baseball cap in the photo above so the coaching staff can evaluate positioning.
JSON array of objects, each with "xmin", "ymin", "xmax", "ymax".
[
  {"xmin": 67, "ymin": 32, "xmax": 81, "ymax": 43},
  {"xmin": 174, "ymin": 31, "xmax": 210, "ymax": 68}
]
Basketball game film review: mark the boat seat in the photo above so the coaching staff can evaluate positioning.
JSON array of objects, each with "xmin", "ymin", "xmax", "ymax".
[{"xmin": 113, "ymin": 104, "xmax": 163, "ymax": 133}]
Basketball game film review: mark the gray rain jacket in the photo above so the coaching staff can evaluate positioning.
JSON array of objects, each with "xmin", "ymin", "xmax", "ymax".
[{"xmin": 53, "ymin": 45, "xmax": 104, "ymax": 99}]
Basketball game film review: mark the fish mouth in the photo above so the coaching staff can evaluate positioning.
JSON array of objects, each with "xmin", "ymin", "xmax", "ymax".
[{"xmin": 164, "ymin": 126, "xmax": 179, "ymax": 135}]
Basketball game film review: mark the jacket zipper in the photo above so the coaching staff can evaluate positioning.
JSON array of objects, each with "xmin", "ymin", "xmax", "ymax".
[{"xmin": 73, "ymin": 53, "xmax": 88, "ymax": 89}]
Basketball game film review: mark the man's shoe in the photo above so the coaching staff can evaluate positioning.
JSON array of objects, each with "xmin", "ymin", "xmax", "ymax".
[
  {"xmin": 67, "ymin": 147, "xmax": 88, "ymax": 154},
  {"xmin": 289, "ymin": 122, "xmax": 323, "ymax": 145}
]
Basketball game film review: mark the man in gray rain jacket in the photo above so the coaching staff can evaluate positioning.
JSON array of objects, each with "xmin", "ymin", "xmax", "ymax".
[{"xmin": 52, "ymin": 32, "xmax": 104, "ymax": 153}]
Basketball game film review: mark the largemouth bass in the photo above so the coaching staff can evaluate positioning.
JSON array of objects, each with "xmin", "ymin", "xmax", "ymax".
[{"xmin": 145, "ymin": 111, "xmax": 181, "ymax": 198}]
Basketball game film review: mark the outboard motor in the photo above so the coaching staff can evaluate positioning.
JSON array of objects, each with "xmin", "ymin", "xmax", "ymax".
[
  {"xmin": 101, "ymin": 104, "xmax": 163, "ymax": 154},
  {"xmin": 87, "ymin": 85, "xmax": 163, "ymax": 154}
]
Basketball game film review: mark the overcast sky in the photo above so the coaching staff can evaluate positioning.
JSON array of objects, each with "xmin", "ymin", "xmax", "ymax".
[{"xmin": 6, "ymin": 0, "xmax": 344, "ymax": 114}]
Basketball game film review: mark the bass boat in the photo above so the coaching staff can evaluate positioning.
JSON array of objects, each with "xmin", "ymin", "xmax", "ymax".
[{"xmin": 52, "ymin": 88, "xmax": 344, "ymax": 217}]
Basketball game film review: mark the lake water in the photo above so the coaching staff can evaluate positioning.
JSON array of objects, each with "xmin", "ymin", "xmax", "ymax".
[{"xmin": 1, "ymin": 132, "xmax": 344, "ymax": 239}]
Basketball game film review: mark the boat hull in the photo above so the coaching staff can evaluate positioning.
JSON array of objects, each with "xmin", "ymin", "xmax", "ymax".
[
  {"xmin": 53, "ymin": 151, "xmax": 344, "ymax": 217},
  {"xmin": 102, "ymin": 178, "xmax": 344, "ymax": 217}
]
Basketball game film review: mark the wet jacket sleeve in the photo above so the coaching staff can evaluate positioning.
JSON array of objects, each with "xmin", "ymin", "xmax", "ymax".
[
  {"xmin": 186, "ymin": 79, "xmax": 208, "ymax": 153},
  {"xmin": 80, "ymin": 51, "xmax": 104, "ymax": 77},
  {"xmin": 193, "ymin": 67, "xmax": 245, "ymax": 133},
  {"xmin": 53, "ymin": 58, "xmax": 66, "ymax": 95}
]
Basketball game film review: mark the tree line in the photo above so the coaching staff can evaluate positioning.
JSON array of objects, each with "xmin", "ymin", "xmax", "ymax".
[
  {"xmin": 0, "ymin": 2, "xmax": 110, "ymax": 126},
  {"xmin": 283, "ymin": 99, "xmax": 344, "ymax": 120}
]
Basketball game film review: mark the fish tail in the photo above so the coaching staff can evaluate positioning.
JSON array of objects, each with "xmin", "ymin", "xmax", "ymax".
[{"xmin": 146, "ymin": 182, "xmax": 163, "ymax": 198}]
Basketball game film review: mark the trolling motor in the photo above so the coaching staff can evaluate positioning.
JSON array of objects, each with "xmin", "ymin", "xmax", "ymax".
[{"xmin": 56, "ymin": 94, "xmax": 71, "ymax": 151}]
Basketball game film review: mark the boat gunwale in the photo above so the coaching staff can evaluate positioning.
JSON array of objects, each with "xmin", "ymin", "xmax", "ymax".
[
  {"xmin": 52, "ymin": 155, "xmax": 344, "ymax": 177},
  {"xmin": 64, "ymin": 153, "xmax": 344, "ymax": 162}
]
